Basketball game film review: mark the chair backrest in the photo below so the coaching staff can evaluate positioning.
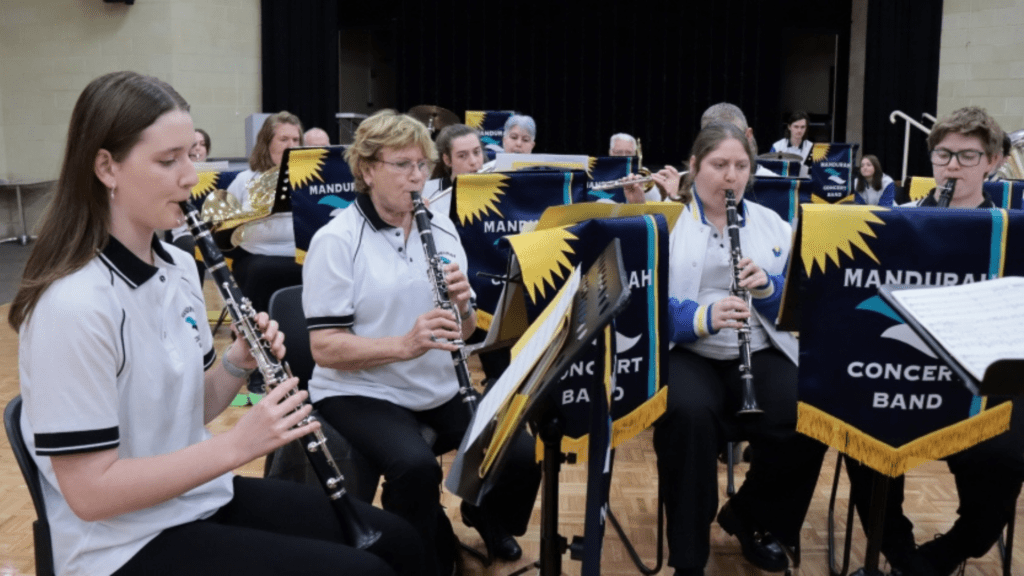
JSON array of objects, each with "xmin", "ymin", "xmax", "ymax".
[
  {"xmin": 4, "ymin": 395, "xmax": 56, "ymax": 575},
  {"xmin": 267, "ymin": 285, "xmax": 315, "ymax": 389}
]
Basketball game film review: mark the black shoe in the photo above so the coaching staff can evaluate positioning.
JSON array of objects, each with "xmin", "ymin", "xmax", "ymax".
[
  {"xmin": 916, "ymin": 536, "xmax": 968, "ymax": 576},
  {"xmin": 716, "ymin": 501, "xmax": 789, "ymax": 572},
  {"xmin": 461, "ymin": 502, "xmax": 523, "ymax": 561}
]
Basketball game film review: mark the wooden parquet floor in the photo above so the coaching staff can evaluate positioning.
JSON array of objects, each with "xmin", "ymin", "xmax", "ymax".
[{"xmin": 0, "ymin": 291, "xmax": 1020, "ymax": 575}]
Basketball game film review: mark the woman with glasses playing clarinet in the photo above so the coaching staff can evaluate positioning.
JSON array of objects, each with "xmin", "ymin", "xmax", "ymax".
[
  {"xmin": 633, "ymin": 121, "xmax": 826, "ymax": 576},
  {"xmin": 9, "ymin": 71, "xmax": 422, "ymax": 576},
  {"xmin": 302, "ymin": 110, "xmax": 541, "ymax": 576},
  {"xmin": 844, "ymin": 107, "xmax": 1024, "ymax": 576}
]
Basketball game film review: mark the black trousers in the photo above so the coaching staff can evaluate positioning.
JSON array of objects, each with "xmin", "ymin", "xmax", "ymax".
[
  {"xmin": 231, "ymin": 250, "xmax": 304, "ymax": 314},
  {"xmin": 653, "ymin": 346, "xmax": 827, "ymax": 570},
  {"xmin": 846, "ymin": 396, "xmax": 1024, "ymax": 564},
  {"xmin": 316, "ymin": 392, "xmax": 541, "ymax": 576},
  {"xmin": 114, "ymin": 476, "xmax": 424, "ymax": 576}
]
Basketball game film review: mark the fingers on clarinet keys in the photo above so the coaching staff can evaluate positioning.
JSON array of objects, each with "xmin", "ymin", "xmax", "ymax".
[
  {"xmin": 716, "ymin": 501, "xmax": 789, "ymax": 572},
  {"xmin": 461, "ymin": 502, "xmax": 523, "ymax": 561}
]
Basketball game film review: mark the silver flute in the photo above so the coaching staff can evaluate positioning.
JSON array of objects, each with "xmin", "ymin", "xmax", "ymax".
[
  {"xmin": 725, "ymin": 189, "xmax": 763, "ymax": 416},
  {"xmin": 410, "ymin": 191, "xmax": 478, "ymax": 416},
  {"xmin": 178, "ymin": 200, "xmax": 381, "ymax": 550}
]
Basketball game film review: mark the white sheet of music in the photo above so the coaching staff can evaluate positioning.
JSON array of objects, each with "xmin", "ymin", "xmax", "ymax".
[
  {"xmin": 890, "ymin": 276, "xmax": 1024, "ymax": 381},
  {"xmin": 467, "ymin": 266, "xmax": 581, "ymax": 445}
]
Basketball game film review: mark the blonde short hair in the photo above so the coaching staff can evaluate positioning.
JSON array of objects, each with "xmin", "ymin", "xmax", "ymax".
[{"xmin": 345, "ymin": 109, "xmax": 437, "ymax": 194}]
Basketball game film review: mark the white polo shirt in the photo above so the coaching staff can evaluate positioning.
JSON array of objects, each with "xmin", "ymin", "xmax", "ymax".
[
  {"xmin": 303, "ymin": 193, "xmax": 472, "ymax": 411},
  {"xmin": 769, "ymin": 138, "xmax": 813, "ymax": 162},
  {"xmin": 19, "ymin": 236, "xmax": 232, "ymax": 576}
]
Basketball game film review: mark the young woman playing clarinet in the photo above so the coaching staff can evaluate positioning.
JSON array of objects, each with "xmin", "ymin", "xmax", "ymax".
[
  {"xmin": 302, "ymin": 109, "xmax": 541, "ymax": 576},
  {"xmin": 9, "ymin": 71, "xmax": 422, "ymax": 576},
  {"xmin": 845, "ymin": 106, "xmax": 1024, "ymax": 576},
  {"xmin": 652, "ymin": 121, "xmax": 826, "ymax": 576}
]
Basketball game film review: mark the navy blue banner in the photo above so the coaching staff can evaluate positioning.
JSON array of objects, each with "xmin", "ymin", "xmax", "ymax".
[
  {"xmin": 284, "ymin": 146, "xmax": 357, "ymax": 262},
  {"xmin": 465, "ymin": 110, "xmax": 514, "ymax": 154},
  {"xmin": 503, "ymin": 215, "xmax": 669, "ymax": 451},
  {"xmin": 794, "ymin": 204, "xmax": 1022, "ymax": 475},
  {"xmin": 907, "ymin": 176, "xmax": 1024, "ymax": 210},
  {"xmin": 188, "ymin": 169, "xmax": 242, "ymax": 211},
  {"xmin": 757, "ymin": 158, "xmax": 802, "ymax": 178},
  {"xmin": 586, "ymin": 155, "xmax": 637, "ymax": 203},
  {"xmin": 806, "ymin": 143, "xmax": 859, "ymax": 201},
  {"xmin": 453, "ymin": 170, "xmax": 587, "ymax": 329},
  {"xmin": 743, "ymin": 177, "xmax": 849, "ymax": 224}
]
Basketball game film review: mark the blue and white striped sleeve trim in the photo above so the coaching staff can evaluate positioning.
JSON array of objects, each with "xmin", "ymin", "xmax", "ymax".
[
  {"xmin": 669, "ymin": 297, "xmax": 717, "ymax": 343},
  {"xmin": 307, "ymin": 314, "xmax": 354, "ymax": 331},
  {"xmin": 750, "ymin": 272, "xmax": 784, "ymax": 322}
]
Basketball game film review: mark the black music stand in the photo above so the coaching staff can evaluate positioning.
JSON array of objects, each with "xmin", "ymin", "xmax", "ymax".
[{"xmin": 448, "ymin": 240, "xmax": 631, "ymax": 576}]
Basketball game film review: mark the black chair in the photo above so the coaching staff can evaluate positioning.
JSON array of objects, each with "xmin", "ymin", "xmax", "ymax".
[
  {"xmin": 263, "ymin": 285, "xmax": 385, "ymax": 502},
  {"xmin": 4, "ymin": 395, "xmax": 56, "ymax": 576}
]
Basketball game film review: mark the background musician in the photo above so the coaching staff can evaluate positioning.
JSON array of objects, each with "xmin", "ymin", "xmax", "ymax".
[
  {"xmin": 8, "ymin": 71, "xmax": 421, "ymax": 576},
  {"xmin": 502, "ymin": 114, "xmax": 536, "ymax": 153},
  {"xmin": 656, "ymin": 122, "xmax": 826, "ymax": 576},
  {"xmin": 609, "ymin": 132, "xmax": 637, "ymax": 156},
  {"xmin": 225, "ymin": 112, "xmax": 304, "ymax": 328},
  {"xmin": 769, "ymin": 110, "xmax": 813, "ymax": 161},
  {"xmin": 304, "ymin": 127, "xmax": 331, "ymax": 147},
  {"xmin": 190, "ymin": 128, "xmax": 211, "ymax": 162},
  {"xmin": 846, "ymin": 106, "xmax": 1024, "ymax": 576},
  {"xmin": 853, "ymin": 154, "xmax": 895, "ymax": 206},
  {"xmin": 425, "ymin": 123, "xmax": 484, "ymax": 219},
  {"xmin": 302, "ymin": 110, "xmax": 541, "ymax": 576}
]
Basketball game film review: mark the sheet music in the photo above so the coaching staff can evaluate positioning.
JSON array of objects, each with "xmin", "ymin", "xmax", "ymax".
[
  {"xmin": 468, "ymin": 266, "xmax": 582, "ymax": 445},
  {"xmin": 890, "ymin": 277, "xmax": 1024, "ymax": 381}
]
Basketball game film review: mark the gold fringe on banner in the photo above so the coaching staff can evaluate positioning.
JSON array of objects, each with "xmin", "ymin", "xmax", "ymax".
[
  {"xmin": 796, "ymin": 401, "xmax": 1012, "ymax": 477},
  {"xmin": 543, "ymin": 386, "xmax": 669, "ymax": 461}
]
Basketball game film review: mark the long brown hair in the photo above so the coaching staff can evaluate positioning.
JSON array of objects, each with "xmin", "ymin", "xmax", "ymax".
[
  {"xmin": 856, "ymin": 154, "xmax": 883, "ymax": 192},
  {"xmin": 432, "ymin": 123, "xmax": 480, "ymax": 179},
  {"xmin": 8, "ymin": 71, "xmax": 189, "ymax": 331},
  {"xmin": 249, "ymin": 111, "xmax": 303, "ymax": 172}
]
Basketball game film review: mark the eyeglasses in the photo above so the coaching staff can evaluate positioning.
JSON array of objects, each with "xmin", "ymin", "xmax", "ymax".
[
  {"xmin": 376, "ymin": 158, "xmax": 434, "ymax": 175},
  {"xmin": 930, "ymin": 148, "xmax": 985, "ymax": 167}
]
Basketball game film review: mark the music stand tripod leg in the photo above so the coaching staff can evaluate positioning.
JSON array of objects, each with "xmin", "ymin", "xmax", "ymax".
[
  {"xmin": 607, "ymin": 446, "xmax": 664, "ymax": 575},
  {"xmin": 851, "ymin": 471, "xmax": 892, "ymax": 576}
]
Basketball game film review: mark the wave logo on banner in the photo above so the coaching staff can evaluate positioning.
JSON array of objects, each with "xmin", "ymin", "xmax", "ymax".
[
  {"xmin": 807, "ymin": 143, "xmax": 858, "ymax": 201},
  {"xmin": 794, "ymin": 204, "xmax": 1016, "ymax": 477}
]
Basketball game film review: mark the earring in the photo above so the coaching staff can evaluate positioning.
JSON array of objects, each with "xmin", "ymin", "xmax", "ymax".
[{"xmin": 109, "ymin": 186, "xmax": 116, "ymax": 200}]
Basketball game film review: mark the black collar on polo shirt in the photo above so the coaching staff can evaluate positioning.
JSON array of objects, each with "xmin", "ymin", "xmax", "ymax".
[
  {"xmin": 99, "ymin": 235, "xmax": 174, "ymax": 289},
  {"xmin": 354, "ymin": 192, "xmax": 433, "ymax": 232}
]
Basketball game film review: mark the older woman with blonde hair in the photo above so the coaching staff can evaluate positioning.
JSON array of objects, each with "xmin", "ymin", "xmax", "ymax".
[{"xmin": 302, "ymin": 109, "xmax": 540, "ymax": 575}]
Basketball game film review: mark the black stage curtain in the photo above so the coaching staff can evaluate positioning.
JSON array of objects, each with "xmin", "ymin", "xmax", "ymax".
[
  {"xmin": 390, "ymin": 1, "xmax": 797, "ymax": 168},
  {"xmin": 260, "ymin": 0, "xmax": 339, "ymax": 142},
  {"xmin": 863, "ymin": 0, "xmax": 943, "ymax": 184}
]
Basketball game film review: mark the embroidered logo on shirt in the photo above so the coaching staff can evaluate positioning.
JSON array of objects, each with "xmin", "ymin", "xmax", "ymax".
[{"xmin": 772, "ymin": 246, "xmax": 782, "ymax": 257}]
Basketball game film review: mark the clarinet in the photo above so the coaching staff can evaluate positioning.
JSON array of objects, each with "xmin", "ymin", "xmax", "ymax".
[
  {"xmin": 936, "ymin": 178, "xmax": 957, "ymax": 208},
  {"xmin": 410, "ymin": 191, "xmax": 478, "ymax": 416},
  {"xmin": 725, "ymin": 190, "xmax": 763, "ymax": 416},
  {"xmin": 178, "ymin": 201, "xmax": 381, "ymax": 550}
]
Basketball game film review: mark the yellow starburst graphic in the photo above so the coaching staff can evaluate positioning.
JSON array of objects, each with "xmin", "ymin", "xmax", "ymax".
[
  {"xmin": 191, "ymin": 171, "xmax": 219, "ymax": 199},
  {"xmin": 810, "ymin": 194, "xmax": 856, "ymax": 205},
  {"xmin": 810, "ymin": 143, "xmax": 831, "ymax": 163},
  {"xmin": 908, "ymin": 177, "xmax": 936, "ymax": 201},
  {"xmin": 287, "ymin": 148, "xmax": 328, "ymax": 189},
  {"xmin": 506, "ymin": 227, "xmax": 578, "ymax": 303},
  {"xmin": 587, "ymin": 156, "xmax": 597, "ymax": 179},
  {"xmin": 465, "ymin": 111, "xmax": 485, "ymax": 129},
  {"xmin": 801, "ymin": 204, "xmax": 886, "ymax": 276},
  {"xmin": 456, "ymin": 173, "xmax": 509, "ymax": 225}
]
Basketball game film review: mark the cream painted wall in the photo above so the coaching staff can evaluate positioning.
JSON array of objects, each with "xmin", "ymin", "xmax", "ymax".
[
  {"xmin": 938, "ymin": 0, "xmax": 1024, "ymax": 132},
  {"xmin": 0, "ymin": 0, "xmax": 261, "ymax": 236}
]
